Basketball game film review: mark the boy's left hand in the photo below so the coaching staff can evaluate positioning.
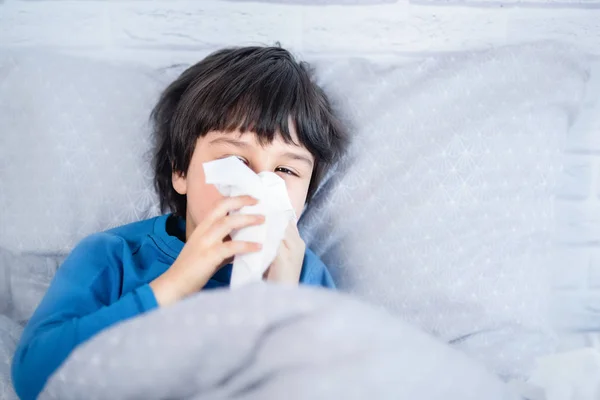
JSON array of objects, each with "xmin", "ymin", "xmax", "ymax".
[{"xmin": 264, "ymin": 221, "xmax": 305, "ymax": 284}]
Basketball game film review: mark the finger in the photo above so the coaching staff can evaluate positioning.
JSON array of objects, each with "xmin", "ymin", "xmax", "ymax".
[
  {"xmin": 204, "ymin": 213, "xmax": 265, "ymax": 244},
  {"xmin": 214, "ymin": 240, "xmax": 262, "ymax": 262},
  {"xmin": 279, "ymin": 237, "xmax": 291, "ymax": 252},
  {"xmin": 198, "ymin": 195, "xmax": 258, "ymax": 231},
  {"xmin": 275, "ymin": 223, "xmax": 295, "ymax": 252},
  {"xmin": 284, "ymin": 220, "xmax": 301, "ymax": 242},
  {"xmin": 286, "ymin": 222, "xmax": 305, "ymax": 254}
]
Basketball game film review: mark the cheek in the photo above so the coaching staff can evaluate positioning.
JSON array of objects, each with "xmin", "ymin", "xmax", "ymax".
[{"xmin": 185, "ymin": 163, "xmax": 225, "ymax": 223}]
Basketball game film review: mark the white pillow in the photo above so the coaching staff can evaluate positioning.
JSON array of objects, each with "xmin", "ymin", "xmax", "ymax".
[
  {"xmin": 0, "ymin": 50, "xmax": 163, "ymax": 254},
  {"xmin": 300, "ymin": 42, "xmax": 590, "ymax": 379}
]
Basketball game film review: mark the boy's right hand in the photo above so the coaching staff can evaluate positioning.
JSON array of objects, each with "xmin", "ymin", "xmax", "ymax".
[{"xmin": 150, "ymin": 195, "xmax": 264, "ymax": 307}]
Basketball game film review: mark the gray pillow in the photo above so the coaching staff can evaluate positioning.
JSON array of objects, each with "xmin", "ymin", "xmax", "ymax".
[
  {"xmin": 0, "ymin": 50, "xmax": 163, "ymax": 254},
  {"xmin": 0, "ymin": 248, "xmax": 63, "ymax": 400},
  {"xmin": 0, "ymin": 315, "xmax": 21, "ymax": 400},
  {"xmin": 299, "ymin": 42, "xmax": 590, "ymax": 379},
  {"xmin": 0, "ymin": 247, "xmax": 63, "ymax": 324}
]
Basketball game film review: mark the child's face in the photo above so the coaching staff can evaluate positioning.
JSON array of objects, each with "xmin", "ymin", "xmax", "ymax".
[{"xmin": 172, "ymin": 128, "xmax": 314, "ymax": 239}]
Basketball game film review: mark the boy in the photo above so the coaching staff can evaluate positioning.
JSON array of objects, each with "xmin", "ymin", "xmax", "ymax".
[{"xmin": 11, "ymin": 46, "xmax": 347, "ymax": 400}]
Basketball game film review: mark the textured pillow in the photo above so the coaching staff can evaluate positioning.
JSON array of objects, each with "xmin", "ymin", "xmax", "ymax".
[
  {"xmin": 0, "ymin": 315, "xmax": 21, "ymax": 400},
  {"xmin": 0, "ymin": 248, "xmax": 63, "ymax": 400},
  {"xmin": 0, "ymin": 50, "xmax": 163, "ymax": 254},
  {"xmin": 0, "ymin": 248, "xmax": 64, "ymax": 324},
  {"xmin": 299, "ymin": 42, "xmax": 590, "ymax": 379}
]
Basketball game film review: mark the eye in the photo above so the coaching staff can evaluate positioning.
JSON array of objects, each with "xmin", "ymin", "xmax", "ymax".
[
  {"xmin": 232, "ymin": 156, "xmax": 249, "ymax": 165},
  {"xmin": 276, "ymin": 167, "xmax": 298, "ymax": 177}
]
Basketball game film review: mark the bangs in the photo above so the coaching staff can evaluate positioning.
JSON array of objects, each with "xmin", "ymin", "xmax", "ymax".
[
  {"xmin": 170, "ymin": 49, "xmax": 335, "ymax": 171},
  {"xmin": 207, "ymin": 60, "xmax": 300, "ymax": 144}
]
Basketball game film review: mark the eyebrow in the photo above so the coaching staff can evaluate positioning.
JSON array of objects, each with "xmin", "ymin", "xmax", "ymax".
[
  {"xmin": 209, "ymin": 137, "xmax": 251, "ymax": 148},
  {"xmin": 281, "ymin": 152, "xmax": 314, "ymax": 168},
  {"xmin": 209, "ymin": 137, "xmax": 314, "ymax": 168}
]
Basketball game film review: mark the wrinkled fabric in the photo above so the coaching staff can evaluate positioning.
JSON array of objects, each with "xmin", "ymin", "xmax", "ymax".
[{"xmin": 40, "ymin": 285, "xmax": 521, "ymax": 400}]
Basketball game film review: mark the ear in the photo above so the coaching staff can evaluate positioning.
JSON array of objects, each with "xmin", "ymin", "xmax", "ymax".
[{"xmin": 172, "ymin": 170, "xmax": 188, "ymax": 195}]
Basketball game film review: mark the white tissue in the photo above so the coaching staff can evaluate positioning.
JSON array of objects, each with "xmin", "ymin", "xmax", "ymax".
[{"xmin": 203, "ymin": 156, "xmax": 296, "ymax": 289}]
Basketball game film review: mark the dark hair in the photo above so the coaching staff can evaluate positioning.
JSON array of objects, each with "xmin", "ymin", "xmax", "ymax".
[{"xmin": 150, "ymin": 45, "xmax": 348, "ymax": 217}]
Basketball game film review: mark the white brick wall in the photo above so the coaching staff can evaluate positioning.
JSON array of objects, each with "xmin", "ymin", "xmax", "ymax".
[
  {"xmin": 2, "ymin": 0, "xmax": 600, "ymax": 61},
  {"xmin": 1, "ymin": 0, "xmax": 599, "ymax": 338},
  {"xmin": 557, "ymin": 61, "xmax": 600, "ymax": 299}
]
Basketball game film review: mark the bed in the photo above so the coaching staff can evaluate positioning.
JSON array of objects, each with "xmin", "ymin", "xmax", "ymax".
[{"xmin": 1, "ymin": 0, "xmax": 600, "ymax": 399}]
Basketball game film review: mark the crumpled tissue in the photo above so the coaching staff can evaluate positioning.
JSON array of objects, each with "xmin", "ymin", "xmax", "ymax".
[{"xmin": 203, "ymin": 156, "xmax": 296, "ymax": 289}]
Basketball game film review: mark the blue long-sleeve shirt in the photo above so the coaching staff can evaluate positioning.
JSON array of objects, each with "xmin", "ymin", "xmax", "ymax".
[{"xmin": 11, "ymin": 214, "xmax": 335, "ymax": 400}]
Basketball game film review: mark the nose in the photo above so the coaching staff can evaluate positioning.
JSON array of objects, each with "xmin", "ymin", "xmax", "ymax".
[{"xmin": 248, "ymin": 156, "xmax": 274, "ymax": 175}]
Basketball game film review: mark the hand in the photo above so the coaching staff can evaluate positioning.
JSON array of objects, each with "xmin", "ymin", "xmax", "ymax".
[
  {"xmin": 263, "ymin": 221, "xmax": 305, "ymax": 285},
  {"xmin": 150, "ymin": 195, "xmax": 264, "ymax": 306}
]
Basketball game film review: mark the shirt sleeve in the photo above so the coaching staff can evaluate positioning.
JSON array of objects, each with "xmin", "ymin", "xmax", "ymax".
[
  {"xmin": 319, "ymin": 265, "xmax": 336, "ymax": 289},
  {"xmin": 299, "ymin": 249, "xmax": 336, "ymax": 289},
  {"xmin": 11, "ymin": 233, "xmax": 158, "ymax": 400}
]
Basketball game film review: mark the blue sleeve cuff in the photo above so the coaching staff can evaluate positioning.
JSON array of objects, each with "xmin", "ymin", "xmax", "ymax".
[
  {"xmin": 299, "ymin": 249, "xmax": 336, "ymax": 289},
  {"xmin": 321, "ymin": 269, "xmax": 336, "ymax": 289},
  {"xmin": 134, "ymin": 283, "xmax": 159, "ymax": 312}
]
